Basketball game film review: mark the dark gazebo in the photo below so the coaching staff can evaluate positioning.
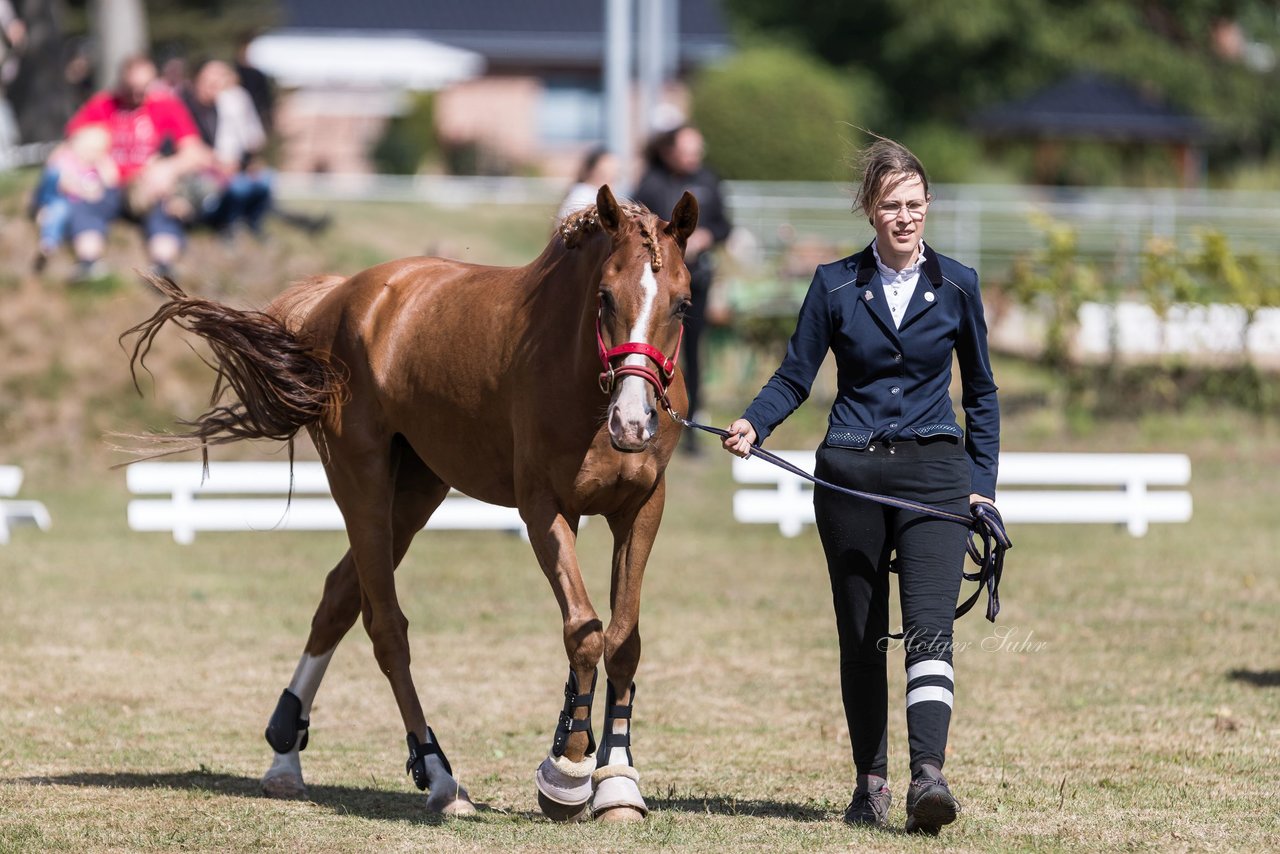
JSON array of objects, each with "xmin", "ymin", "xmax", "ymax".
[{"xmin": 974, "ymin": 73, "xmax": 1210, "ymax": 186}]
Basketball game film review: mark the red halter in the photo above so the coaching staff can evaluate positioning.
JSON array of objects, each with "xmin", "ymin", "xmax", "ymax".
[{"xmin": 595, "ymin": 299, "xmax": 684, "ymax": 417}]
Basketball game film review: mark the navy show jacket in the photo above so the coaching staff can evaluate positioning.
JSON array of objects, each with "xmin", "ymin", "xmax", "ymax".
[{"xmin": 742, "ymin": 242, "xmax": 1001, "ymax": 498}]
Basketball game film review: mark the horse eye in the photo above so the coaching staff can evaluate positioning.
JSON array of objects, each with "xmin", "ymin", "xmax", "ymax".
[
  {"xmin": 599, "ymin": 290, "xmax": 615, "ymax": 312},
  {"xmin": 676, "ymin": 299, "xmax": 692, "ymax": 318}
]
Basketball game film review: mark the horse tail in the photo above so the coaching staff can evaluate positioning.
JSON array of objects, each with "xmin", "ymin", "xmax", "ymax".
[
  {"xmin": 267, "ymin": 273, "xmax": 346, "ymax": 335},
  {"xmin": 120, "ymin": 274, "xmax": 348, "ymax": 459}
]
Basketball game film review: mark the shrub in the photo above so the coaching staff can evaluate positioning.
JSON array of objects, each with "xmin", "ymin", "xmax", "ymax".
[
  {"xmin": 371, "ymin": 92, "xmax": 440, "ymax": 175},
  {"xmin": 690, "ymin": 44, "xmax": 882, "ymax": 181},
  {"xmin": 1005, "ymin": 219, "xmax": 1280, "ymax": 417},
  {"xmin": 900, "ymin": 123, "xmax": 985, "ymax": 183}
]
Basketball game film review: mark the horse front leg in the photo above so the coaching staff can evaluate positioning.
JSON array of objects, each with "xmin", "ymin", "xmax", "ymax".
[
  {"xmin": 592, "ymin": 477, "xmax": 667, "ymax": 822},
  {"xmin": 524, "ymin": 499, "xmax": 604, "ymax": 821}
]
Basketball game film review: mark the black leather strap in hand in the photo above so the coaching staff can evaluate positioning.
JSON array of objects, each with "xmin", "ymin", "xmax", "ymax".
[
  {"xmin": 675, "ymin": 414, "xmax": 1012, "ymax": 623},
  {"xmin": 960, "ymin": 502, "xmax": 1012, "ymax": 622}
]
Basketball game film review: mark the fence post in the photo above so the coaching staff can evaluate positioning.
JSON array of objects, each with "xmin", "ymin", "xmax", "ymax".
[
  {"xmin": 779, "ymin": 475, "xmax": 804, "ymax": 538},
  {"xmin": 1125, "ymin": 476, "xmax": 1149, "ymax": 537},
  {"xmin": 173, "ymin": 485, "xmax": 195, "ymax": 545}
]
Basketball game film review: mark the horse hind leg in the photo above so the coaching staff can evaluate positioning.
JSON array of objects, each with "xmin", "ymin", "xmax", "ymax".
[
  {"xmin": 261, "ymin": 446, "xmax": 473, "ymax": 815},
  {"xmin": 260, "ymin": 550, "xmax": 356, "ymax": 799},
  {"xmin": 340, "ymin": 439, "xmax": 476, "ymax": 815}
]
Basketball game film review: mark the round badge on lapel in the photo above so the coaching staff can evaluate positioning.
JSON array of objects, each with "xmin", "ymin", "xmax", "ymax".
[{"xmin": 924, "ymin": 291, "xmax": 935, "ymax": 303}]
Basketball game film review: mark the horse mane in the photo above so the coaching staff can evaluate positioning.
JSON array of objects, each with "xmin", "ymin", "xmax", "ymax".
[{"xmin": 558, "ymin": 202, "xmax": 666, "ymax": 271}]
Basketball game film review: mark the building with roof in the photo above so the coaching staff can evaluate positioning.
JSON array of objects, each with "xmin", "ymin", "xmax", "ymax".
[
  {"xmin": 973, "ymin": 73, "xmax": 1211, "ymax": 186},
  {"xmin": 250, "ymin": 0, "xmax": 732, "ymax": 176}
]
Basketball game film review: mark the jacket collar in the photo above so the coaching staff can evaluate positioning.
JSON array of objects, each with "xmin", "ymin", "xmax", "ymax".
[
  {"xmin": 849, "ymin": 242, "xmax": 943, "ymax": 339},
  {"xmin": 853, "ymin": 241, "xmax": 942, "ymax": 287}
]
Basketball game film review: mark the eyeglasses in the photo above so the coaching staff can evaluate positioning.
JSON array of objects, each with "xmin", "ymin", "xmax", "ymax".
[{"xmin": 876, "ymin": 200, "xmax": 929, "ymax": 220}]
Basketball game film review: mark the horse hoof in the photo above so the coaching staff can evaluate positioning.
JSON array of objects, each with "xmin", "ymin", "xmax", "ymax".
[
  {"xmin": 537, "ymin": 790, "xmax": 591, "ymax": 822},
  {"xmin": 261, "ymin": 771, "xmax": 307, "ymax": 799},
  {"xmin": 426, "ymin": 784, "xmax": 478, "ymax": 817},
  {"xmin": 591, "ymin": 770, "xmax": 648, "ymax": 820},
  {"xmin": 596, "ymin": 804, "xmax": 646, "ymax": 823},
  {"xmin": 439, "ymin": 797, "xmax": 478, "ymax": 817},
  {"xmin": 534, "ymin": 753, "xmax": 594, "ymax": 821}
]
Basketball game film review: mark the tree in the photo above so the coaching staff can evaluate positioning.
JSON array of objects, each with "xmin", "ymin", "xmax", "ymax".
[
  {"xmin": 8, "ymin": 0, "xmax": 74, "ymax": 142},
  {"xmin": 60, "ymin": 0, "xmax": 279, "ymax": 72},
  {"xmin": 10, "ymin": 0, "xmax": 282, "ymax": 144},
  {"xmin": 723, "ymin": 0, "xmax": 1280, "ymax": 168},
  {"xmin": 91, "ymin": 0, "xmax": 148, "ymax": 87}
]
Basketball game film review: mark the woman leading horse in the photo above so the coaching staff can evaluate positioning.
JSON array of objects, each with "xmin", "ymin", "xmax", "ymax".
[
  {"xmin": 123, "ymin": 186, "xmax": 699, "ymax": 822},
  {"xmin": 723, "ymin": 138, "xmax": 1001, "ymax": 836}
]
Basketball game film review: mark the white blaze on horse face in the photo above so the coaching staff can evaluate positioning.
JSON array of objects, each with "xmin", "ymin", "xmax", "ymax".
[{"xmin": 608, "ymin": 263, "xmax": 661, "ymax": 449}]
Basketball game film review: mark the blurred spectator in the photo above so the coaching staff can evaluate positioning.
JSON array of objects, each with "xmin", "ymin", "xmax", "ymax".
[
  {"xmin": 232, "ymin": 36, "xmax": 330, "ymax": 237},
  {"xmin": 33, "ymin": 123, "xmax": 119, "ymax": 271},
  {"xmin": 0, "ymin": 0, "xmax": 26, "ymax": 148},
  {"xmin": 181, "ymin": 58, "xmax": 327, "ymax": 240},
  {"xmin": 233, "ymin": 31, "xmax": 274, "ymax": 135},
  {"xmin": 159, "ymin": 55, "xmax": 189, "ymax": 96},
  {"xmin": 61, "ymin": 54, "xmax": 212, "ymax": 281},
  {"xmin": 633, "ymin": 124, "xmax": 732, "ymax": 448},
  {"xmin": 63, "ymin": 41, "xmax": 95, "ymax": 109},
  {"xmin": 557, "ymin": 146, "xmax": 619, "ymax": 221},
  {"xmin": 181, "ymin": 59, "xmax": 270, "ymax": 237}
]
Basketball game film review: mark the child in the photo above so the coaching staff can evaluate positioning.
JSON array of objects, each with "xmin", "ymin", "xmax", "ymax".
[{"xmin": 33, "ymin": 124, "xmax": 119, "ymax": 271}]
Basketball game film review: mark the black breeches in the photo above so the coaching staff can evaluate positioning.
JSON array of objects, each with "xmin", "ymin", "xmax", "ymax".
[
  {"xmin": 682, "ymin": 273, "xmax": 711, "ymax": 416},
  {"xmin": 813, "ymin": 437, "xmax": 970, "ymax": 778}
]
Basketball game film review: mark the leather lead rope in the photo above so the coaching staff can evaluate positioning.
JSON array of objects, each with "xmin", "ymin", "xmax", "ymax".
[{"xmin": 673, "ymin": 414, "xmax": 1013, "ymax": 624}]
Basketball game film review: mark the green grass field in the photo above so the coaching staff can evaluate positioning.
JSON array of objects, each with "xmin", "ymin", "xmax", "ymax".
[
  {"xmin": 2, "ymin": 400, "xmax": 1277, "ymax": 853},
  {"xmin": 1, "ymin": 186, "xmax": 1278, "ymax": 851}
]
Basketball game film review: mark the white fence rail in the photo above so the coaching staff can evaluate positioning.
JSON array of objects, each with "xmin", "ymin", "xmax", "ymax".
[
  {"xmin": 732, "ymin": 451, "xmax": 1192, "ymax": 538},
  {"xmin": 126, "ymin": 461, "xmax": 524, "ymax": 544},
  {"xmin": 0, "ymin": 466, "xmax": 52, "ymax": 544}
]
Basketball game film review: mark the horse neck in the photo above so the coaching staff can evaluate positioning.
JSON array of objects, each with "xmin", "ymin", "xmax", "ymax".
[{"xmin": 531, "ymin": 229, "xmax": 614, "ymax": 378}]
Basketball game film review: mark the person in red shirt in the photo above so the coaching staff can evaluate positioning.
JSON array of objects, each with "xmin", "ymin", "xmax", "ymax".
[{"xmin": 63, "ymin": 54, "xmax": 211, "ymax": 281}]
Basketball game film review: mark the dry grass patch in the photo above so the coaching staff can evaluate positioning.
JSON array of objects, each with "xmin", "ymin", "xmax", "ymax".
[
  {"xmin": 3, "ymin": 418, "xmax": 1279, "ymax": 851},
  {"xmin": 1, "ymin": 184, "xmax": 1277, "ymax": 851}
]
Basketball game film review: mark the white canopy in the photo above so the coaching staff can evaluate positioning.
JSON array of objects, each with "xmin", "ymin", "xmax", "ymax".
[{"xmin": 247, "ymin": 32, "xmax": 485, "ymax": 91}]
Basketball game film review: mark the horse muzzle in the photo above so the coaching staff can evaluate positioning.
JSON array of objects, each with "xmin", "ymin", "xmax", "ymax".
[{"xmin": 607, "ymin": 393, "xmax": 658, "ymax": 452}]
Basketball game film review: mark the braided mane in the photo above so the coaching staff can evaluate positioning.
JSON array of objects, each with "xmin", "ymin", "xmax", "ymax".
[{"xmin": 559, "ymin": 202, "xmax": 665, "ymax": 271}]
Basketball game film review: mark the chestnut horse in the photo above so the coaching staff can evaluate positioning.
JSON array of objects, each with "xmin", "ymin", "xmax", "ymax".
[{"xmin": 123, "ymin": 186, "xmax": 699, "ymax": 821}]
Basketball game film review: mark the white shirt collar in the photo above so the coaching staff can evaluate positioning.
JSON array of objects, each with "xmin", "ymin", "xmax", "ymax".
[{"xmin": 871, "ymin": 240, "xmax": 927, "ymax": 280}]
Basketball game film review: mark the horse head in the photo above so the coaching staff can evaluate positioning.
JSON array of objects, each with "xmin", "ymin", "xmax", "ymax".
[{"xmin": 593, "ymin": 184, "xmax": 699, "ymax": 451}]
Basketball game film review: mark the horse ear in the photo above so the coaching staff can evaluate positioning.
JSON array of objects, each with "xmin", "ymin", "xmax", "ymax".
[
  {"xmin": 666, "ymin": 191, "xmax": 700, "ymax": 247},
  {"xmin": 596, "ymin": 184, "xmax": 623, "ymax": 233}
]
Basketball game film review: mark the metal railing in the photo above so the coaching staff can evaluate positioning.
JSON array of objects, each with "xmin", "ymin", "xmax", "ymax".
[
  {"xmin": 723, "ymin": 181, "xmax": 1280, "ymax": 283},
  {"xmin": 272, "ymin": 173, "xmax": 1280, "ymax": 284},
  {"xmin": 6, "ymin": 157, "xmax": 1273, "ymax": 282},
  {"xmin": 0, "ymin": 141, "xmax": 57, "ymax": 171}
]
